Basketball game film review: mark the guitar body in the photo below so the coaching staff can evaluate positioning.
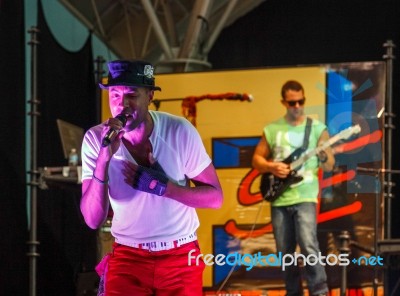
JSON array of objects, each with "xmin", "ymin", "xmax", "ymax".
[
  {"xmin": 260, "ymin": 170, "xmax": 303, "ymax": 202},
  {"xmin": 259, "ymin": 148, "xmax": 305, "ymax": 202},
  {"xmin": 258, "ymin": 124, "xmax": 361, "ymax": 202}
]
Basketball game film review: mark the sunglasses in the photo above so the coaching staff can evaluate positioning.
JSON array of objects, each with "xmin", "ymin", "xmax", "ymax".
[{"xmin": 284, "ymin": 98, "xmax": 306, "ymax": 107}]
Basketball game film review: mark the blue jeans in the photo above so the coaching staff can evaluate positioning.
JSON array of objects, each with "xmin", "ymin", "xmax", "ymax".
[{"xmin": 271, "ymin": 202, "xmax": 328, "ymax": 296}]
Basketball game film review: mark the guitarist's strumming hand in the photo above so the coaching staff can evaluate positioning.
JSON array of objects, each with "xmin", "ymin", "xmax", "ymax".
[{"xmin": 269, "ymin": 162, "xmax": 291, "ymax": 179}]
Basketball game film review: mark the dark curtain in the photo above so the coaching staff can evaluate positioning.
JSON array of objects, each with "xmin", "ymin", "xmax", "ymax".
[
  {"xmin": 35, "ymin": 0, "xmax": 98, "ymax": 295},
  {"xmin": 209, "ymin": 0, "xmax": 400, "ymax": 293},
  {"xmin": 0, "ymin": 0, "xmax": 28, "ymax": 295}
]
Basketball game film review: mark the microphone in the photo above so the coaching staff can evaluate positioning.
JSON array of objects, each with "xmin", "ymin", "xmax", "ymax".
[{"xmin": 101, "ymin": 112, "xmax": 128, "ymax": 147}]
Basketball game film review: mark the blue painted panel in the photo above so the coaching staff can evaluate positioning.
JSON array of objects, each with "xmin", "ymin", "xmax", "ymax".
[{"xmin": 212, "ymin": 137, "xmax": 260, "ymax": 168}]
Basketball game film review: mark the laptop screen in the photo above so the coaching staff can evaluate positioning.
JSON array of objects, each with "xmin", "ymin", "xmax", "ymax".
[{"xmin": 56, "ymin": 119, "xmax": 84, "ymax": 161}]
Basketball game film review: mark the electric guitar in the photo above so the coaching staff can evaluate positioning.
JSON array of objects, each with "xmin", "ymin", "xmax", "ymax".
[{"xmin": 260, "ymin": 124, "xmax": 361, "ymax": 202}]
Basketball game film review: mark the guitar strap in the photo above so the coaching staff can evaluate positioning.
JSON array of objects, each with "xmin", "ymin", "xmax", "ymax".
[
  {"xmin": 287, "ymin": 117, "xmax": 312, "ymax": 159},
  {"xmin": 301, "ymin": 117, "xmax": 313, "ymax": 151}
]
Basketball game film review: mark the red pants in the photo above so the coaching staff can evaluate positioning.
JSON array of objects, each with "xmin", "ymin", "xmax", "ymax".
[{"xmin": 104, "ymin": 241, "xmax": 205, "ymax": 296}]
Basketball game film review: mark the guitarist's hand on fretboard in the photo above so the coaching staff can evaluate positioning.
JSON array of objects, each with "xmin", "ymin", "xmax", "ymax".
[{"xmin": 317, "ymin": 150, "xmax": 328, "ymax": 163}]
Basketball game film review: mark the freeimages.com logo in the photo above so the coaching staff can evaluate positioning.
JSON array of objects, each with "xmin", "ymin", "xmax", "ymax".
[{"xmin": 188, "ymin": 250, "xmax": 383, "ymax": 271}]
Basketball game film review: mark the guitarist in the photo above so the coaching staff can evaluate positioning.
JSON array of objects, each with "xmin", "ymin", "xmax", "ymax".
[{"xmin": 252, "ymin": 80, "xmax": 335, "ymax": 296}]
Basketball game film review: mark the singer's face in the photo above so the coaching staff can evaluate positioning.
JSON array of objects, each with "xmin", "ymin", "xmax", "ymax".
[{"xmin": 108, "ymin": 86, "xmax": 153, "ymax": 129}]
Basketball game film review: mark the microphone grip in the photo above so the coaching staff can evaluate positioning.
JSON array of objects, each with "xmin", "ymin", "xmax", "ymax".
[
  {"xmin": 101, "ymin": 114, "xmax": 128, "ymax": 147},
  {"xmin": 101, "ymin": 129, "xmax": 119, "ymax": 147}
]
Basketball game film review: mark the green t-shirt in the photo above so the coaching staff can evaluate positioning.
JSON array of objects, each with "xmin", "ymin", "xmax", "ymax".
[{"xmin": 264, "ymin": 117, "xmax": 327, "ymax": 206}]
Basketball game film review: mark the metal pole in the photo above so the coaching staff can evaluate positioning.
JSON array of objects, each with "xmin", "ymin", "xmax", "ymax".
[
  {"xmin": 374, "ymin": 171, "xmax": 380, "ymax": 296},
  {"xmin": 383, "ymin": 40, "xmax": 395, "ymax": 239},
  {"xmin": 27, "ymin": 26, "xmax": 40, "ymax": 296},
  {"xmin": 383, "ymin": 40, "xmax": 396, "ymax": 296},
  {"xmin": 94, "ymin": 55, "xmax": 105, "ymax": 123},
  {"xmin": 339, "ymin": 231, "xmax": 351, "ymax": 296}
]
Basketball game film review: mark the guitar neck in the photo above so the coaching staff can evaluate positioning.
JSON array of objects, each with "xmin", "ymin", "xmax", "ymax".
[{"xmin": 289, "ymin": 133, "xmax": 341, "ymax": 170}]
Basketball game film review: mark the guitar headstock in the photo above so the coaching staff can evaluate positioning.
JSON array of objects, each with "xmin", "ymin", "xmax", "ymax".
[{"xmin": 337, "ymin": 124, "xmax": 361, "ymax": 140}]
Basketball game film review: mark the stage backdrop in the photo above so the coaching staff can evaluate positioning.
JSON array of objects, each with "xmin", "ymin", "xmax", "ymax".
[{"xmin": 101, "ymin": 62, "xmax": 385, "ymax": 292}]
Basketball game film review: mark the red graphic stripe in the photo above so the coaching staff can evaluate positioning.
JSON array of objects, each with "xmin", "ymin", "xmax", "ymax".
[
  {"xmin": 317, "ymin": 201, "xmax": 363, "ymax": 223},
  {"xmin": 224, "ymin": 219, "xmax": 273, "ymax": 239},
  {"xmin": 334, "ymin": 130, "xmax": 382, "ymax": 154},
  {"xmin": 224, "ymin": 200, "xmax": 363, "ymax": 239},
  {"xmin": 320, "ymin": 169, "xmax": 356, "ymax": 188}
]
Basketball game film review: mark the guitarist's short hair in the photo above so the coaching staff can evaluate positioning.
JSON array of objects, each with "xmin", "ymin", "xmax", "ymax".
[{"xmin": 281, "ymin": 80, "xmax": 304, "ymax": 99}]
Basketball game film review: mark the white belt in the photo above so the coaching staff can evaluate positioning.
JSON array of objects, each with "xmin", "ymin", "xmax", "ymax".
[{"xmin": 117, "ymin": 232, "xmax": 197, "ymax": 252}]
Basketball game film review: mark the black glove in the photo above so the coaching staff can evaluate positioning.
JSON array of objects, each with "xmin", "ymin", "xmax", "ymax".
[
  {"xmin": 132, "ymin": 164, "xmax": 168, "ymax": 196},
  {"xmin": 150, "ymin": 160, "xmax": 166, "ymax": 174}
]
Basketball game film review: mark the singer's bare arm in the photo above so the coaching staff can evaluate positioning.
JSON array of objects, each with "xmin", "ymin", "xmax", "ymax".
[
  {"xmin": 80, "ymin": 124, "xmax": 124, "ymax": 230},
  {"xmin": 122, "ymin": 161, "xmax": 223, "ymax": 209},
  {"xmin": 80, "ymin": 148, "xmax": 112, "ymax": 229},
  {"xmin": 164, "ymin": 163, "xmax": 223, "ymax": 208}
]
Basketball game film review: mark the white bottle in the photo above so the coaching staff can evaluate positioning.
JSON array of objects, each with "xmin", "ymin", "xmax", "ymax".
[{"xmin": 68, "ymin": 148, "xmax": 79, "ymax": 167}]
